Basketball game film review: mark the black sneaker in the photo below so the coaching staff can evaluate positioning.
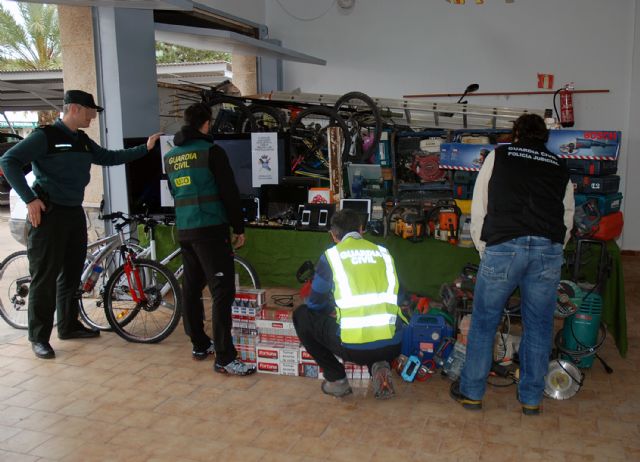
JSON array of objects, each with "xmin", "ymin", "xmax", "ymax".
[
  {"xmin": 192, "ymin": 340, "xmax": 215, "ymax": 360},
  {"xmin": 449, "ymin": 381, "xmax": 482, "ymax": 410}
]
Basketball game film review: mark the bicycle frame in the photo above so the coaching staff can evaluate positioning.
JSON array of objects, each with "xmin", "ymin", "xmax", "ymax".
[
  {"xmin": 80, "ymin": 222, "xmax": 143, "ymax": 296},
  {"xmin": 81, "ymin": 235, "xmax": 121, "ymax": 289}
]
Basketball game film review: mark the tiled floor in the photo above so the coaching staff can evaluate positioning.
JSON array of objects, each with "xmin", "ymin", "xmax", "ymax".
[{"xmin": 0, "ymin": 257, "xmax": 638, "ymax": 462}]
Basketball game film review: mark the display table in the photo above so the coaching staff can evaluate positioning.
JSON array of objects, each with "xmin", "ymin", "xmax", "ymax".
[{"xmin": 148, "ymin": 226, "xmax": 627, "ymax": 357}]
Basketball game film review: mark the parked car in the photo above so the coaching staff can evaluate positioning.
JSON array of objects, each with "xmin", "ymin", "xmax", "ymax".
[
  {"xmin": 0, "ymin": 132, "xmax": 24, "ymax": 206},
  {"xmin": 8, "ymin": 171, "xmax": 33, "ymax": 246}
]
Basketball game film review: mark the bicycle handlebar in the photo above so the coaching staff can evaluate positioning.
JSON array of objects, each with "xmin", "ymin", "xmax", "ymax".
[{"xmin": 101, "ymin": 211, "xmax": 175, "ymax": 228}]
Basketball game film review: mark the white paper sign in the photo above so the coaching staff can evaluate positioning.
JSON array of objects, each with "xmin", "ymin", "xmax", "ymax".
[
  {"xmin": 251, "ymin": 132, "xmax": 278, "ymax": 187},
  {"xmin": 160, "ymin": 179, "xmax": 174, "ymax": 207},
  {"xmin": 159, "ymin": 135, "xmax": 174, "ymax": 174}
]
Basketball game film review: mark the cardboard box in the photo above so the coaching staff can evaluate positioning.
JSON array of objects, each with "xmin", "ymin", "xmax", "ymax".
[
  {"xmin": 256, "ymin": 342, "xmax": 299, "ymax": 363},
  {"xmin": 547, "ymin": 130, "xmax": 621, "ymax": 160},
  {"xmin": 308, "ymin": 187, "xmax": 331, "ymax": 204},
  {"xmin": 261, "ymin": 305, "xmax": 296, "ymax": 322},
  {"xmin": 300, "ymin": 347, "xmax": 315, "ymax": 363},
  {"xmin": 299, "ymin": 361, "xmax": 320, "ymax": 378},
  {"xmin": 256, "ymin": 319, "xmax": 299, "ymax": 345},
  {"xmin": 256, "ymin": 360, "xmax": 299, "ymax": 376},
  {"xmin": 439, "ymin": 143, "xmax": 497, "ymax": 172},
  {"xmin": 257, "ymin": 360, "xmax": 281, "ymax": 375},
  {"xmin": 256, "ymin": 342, "xmax": 300, "ymax": 376},
  {"xmin": 234, "ymin": 288, "xmax": 266, "ymax": 308}
]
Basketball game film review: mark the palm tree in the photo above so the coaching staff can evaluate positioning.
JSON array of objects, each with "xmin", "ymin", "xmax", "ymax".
[{"xmin": 0, "ymin": 1, "xmax": 61, "ymax": 124}]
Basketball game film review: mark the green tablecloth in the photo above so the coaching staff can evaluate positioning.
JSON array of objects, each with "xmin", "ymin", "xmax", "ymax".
[
  {"xmin": 147, "ymin": 225, "xmax": 626, "ymax": 357},
  {"xmin": 235, "ymin": 228, "xmax": 480, "ymax": 298}
]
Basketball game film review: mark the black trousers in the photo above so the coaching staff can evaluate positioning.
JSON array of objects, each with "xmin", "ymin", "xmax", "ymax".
[
  {"xmin": 293, "ymin": 304, "xmax": 401, "ymax": 382},
  {"xmin": 27, "ymin": 205, "xmax": 87, "ymax": 342},
  {"xmin": 179, "ymin": 236, "xmax": 237, "ymax": 365}
]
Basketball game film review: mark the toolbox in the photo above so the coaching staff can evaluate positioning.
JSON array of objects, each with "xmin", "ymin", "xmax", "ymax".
[
  {"xmin": 401, "ymin": 314, "xmax": 454, "ymax": 361},
  {"xmin": 575, "ymin": 192, "xmax": 623, "ymax": 216},
  {"xmin": 567, "ymin": 159, "xmax": 618, "ymax": 176},
  {"xmin": 570, "ymin": 174, "xmax": 620, "ymax": 195}
]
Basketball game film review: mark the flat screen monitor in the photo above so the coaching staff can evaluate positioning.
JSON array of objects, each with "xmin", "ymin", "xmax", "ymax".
[
  {"xmin": 125, "ymin": 133, "xmax": 288, "ymax": 215},
  {"xmin": 124, "ymin": 137, "xmax": 169, "ymax": 215},
  {"xmin": 215, "ymin": 133, "xmax": 288, "ymax": 198}
]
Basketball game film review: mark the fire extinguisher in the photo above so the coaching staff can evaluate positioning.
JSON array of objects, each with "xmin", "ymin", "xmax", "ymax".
[{"xmin": 554, "ymin": 83, "xmax": 575, "ymax": 128}]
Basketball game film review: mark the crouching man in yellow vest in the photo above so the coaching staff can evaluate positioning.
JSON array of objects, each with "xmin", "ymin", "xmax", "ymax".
[{"xmin": 293, "ymin": 209, "xmax": 407, "ymax": 399}]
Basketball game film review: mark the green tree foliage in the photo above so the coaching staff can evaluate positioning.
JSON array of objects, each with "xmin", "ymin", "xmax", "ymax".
[
  {"xmin": 155, "ymin": 42, "xmax": 230, "ymax": 64},
  {"xmin": 0, "ymin": 2, "xmax": 60, "ymax": 70}
]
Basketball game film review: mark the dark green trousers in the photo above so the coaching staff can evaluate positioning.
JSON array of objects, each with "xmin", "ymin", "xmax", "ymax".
[{"xmin": 27, "ymin": 205, "xmax": 87, "ymax": 342}]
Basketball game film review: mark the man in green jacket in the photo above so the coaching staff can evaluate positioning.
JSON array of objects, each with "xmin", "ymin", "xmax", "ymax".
[
  {"xmin": 0, "ymin": 90, "xmax": 161, "ymax": 359},
  {"xmin": 163, "ymin": 102, "xmax": 254, "ymax": 376}
]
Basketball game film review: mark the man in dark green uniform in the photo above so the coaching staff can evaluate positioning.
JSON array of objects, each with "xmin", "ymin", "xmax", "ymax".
[
  {"xmin": 163, "ymin": 102, "xmax": 255, "ymax": 376},
  {"xmin": 0, "ymin": 90, "xmax": 161, "ymax": 359}
]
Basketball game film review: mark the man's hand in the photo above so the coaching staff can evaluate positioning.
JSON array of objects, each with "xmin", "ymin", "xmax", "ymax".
[
  {"xmin": 146, "ymin": 133, "xmax": 163, "ymax": 151},
  {"xmin": 232, "ymin": 233, "xmax": 245, "ymax": 249},
  {"xmin": 27, "ymin": 198, "xmax": 46, "ymax": 228}
]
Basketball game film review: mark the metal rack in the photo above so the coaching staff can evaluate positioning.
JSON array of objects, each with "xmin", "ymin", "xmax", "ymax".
[{"xmin": 256, "ymin": 91, "xmax": 546, "ymax": 130}]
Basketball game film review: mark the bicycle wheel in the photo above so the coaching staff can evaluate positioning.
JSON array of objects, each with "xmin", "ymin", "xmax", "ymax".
[
  {"xmin": 104, "ymin": 259, "xmax": 182, "ymax": 343},
  {"xmin": 207, "ymin": 96, "xmax": 256, "ymax": 134},
  {"xmin": 289, "ymin": 106, "xmax": 351, "ymax": 176},
  {"xmin": 241, "ymin": 104, "xmax": 287, "ymax": 132},
  {"xmin": 79, "ymin": 242, "xmax": 145, "ymax": 331},
  {"xmin": 334, "ymin": 91, "xmax": 383, "ymax": 163},
  {"xmin": 234, "ymin": 255, "xmax": 260, "ymax": 289},
  {"xmin": 0, "ymin": 251, "xmax": 30, "ymax": 329}
]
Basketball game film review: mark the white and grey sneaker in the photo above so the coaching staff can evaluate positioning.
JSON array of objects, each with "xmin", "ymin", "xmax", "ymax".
[
  {"xmin": 192, "ymin": 340, "xmax": 215, "ymax": 360},
  {"xmin": 214, "ymin": 359, "xmax": 256, "ymax": 376}
]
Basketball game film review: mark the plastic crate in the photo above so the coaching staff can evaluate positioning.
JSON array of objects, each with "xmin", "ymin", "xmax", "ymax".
[
  {"xmin": 570, "ymin": 175, "xmax": 620, "ymax": 194},
  {"xmin": 567, "ymin": 159, "xmax": 617, "ymax": 176}
]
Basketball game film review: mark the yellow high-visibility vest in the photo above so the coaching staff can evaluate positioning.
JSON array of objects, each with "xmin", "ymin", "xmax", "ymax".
[{"xmin": 325, "ymin": 236, "xmax": 402, "ymax": 345}]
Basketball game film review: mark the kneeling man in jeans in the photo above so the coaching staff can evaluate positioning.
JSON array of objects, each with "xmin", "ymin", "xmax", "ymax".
[{"xmin": 293, "ymin": 209, "xmax": 407, "ymax": 399}]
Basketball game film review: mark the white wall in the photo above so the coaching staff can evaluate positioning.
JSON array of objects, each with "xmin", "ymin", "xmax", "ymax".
[
  {"xmin": 263, "ymin": 0, "xmax": 638, "ymax": 249},
  {"xmin": 625, "ymin": 1, "xmax": 640, "ymax": 251}
]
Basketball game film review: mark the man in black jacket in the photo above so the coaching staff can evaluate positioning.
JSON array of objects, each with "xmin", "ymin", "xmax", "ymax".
[
  {"xmin": 163, "ymin": 103, "xmax": 255, "ymax": 376},
  {"xmin": 450, "ymin": 114, "xmax": 574, "ymax": 415}
]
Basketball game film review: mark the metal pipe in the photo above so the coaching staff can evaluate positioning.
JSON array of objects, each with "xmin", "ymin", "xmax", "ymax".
[{"xmin": 1, "ymin": 111, "xmax": 17, "ymax": 134}]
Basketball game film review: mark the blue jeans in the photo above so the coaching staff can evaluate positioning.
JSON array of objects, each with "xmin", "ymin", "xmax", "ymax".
[{"xmin": 460, "ymin": 236, "xmax": 563, "ymax": 406}]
